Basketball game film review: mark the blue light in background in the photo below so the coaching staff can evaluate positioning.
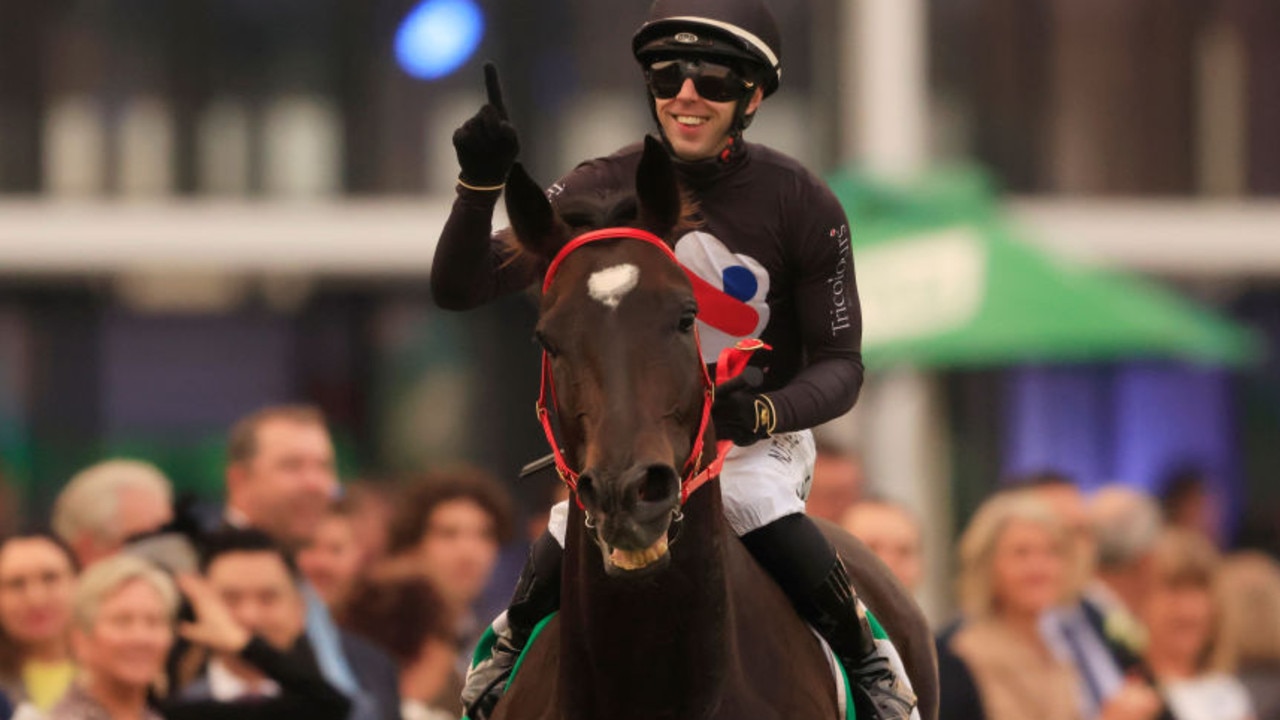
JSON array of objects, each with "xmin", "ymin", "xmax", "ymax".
[{"xmin": 395, "ymin": 0, "xmax": 485, "ymax": 80}]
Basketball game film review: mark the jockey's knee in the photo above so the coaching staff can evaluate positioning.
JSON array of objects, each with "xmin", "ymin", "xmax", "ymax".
[{"xmin": 740, "ymin": 512, "xmax": 837, "ymax": 595}]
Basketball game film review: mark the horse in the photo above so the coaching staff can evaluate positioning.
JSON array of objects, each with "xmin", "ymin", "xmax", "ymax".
[{"xmin": 490, "ymin": 136, "xmax": 938, "ymax": 720}]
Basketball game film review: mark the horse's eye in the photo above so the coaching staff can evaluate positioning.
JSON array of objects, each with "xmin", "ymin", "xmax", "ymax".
[
  {"xmin": 678, "ymin": 309, "xmax": 697, "ymax": 333},
  {"xmin": 534, "ymin": 330, "xmax": 559, "ymax": 357}
]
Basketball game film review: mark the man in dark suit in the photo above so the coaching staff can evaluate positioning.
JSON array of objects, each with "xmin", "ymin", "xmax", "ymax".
[
  {"xmin": 1083, "ymin": 485, "xmax": 1163, "ymax": 666},
  {"xmin": 218, "ymin": 405, "xmax": 402, "ymax": 720},
  {"xmin": 1019, "ymin": 475, "xmax": 1165, "ymax": 720},
  {"xmin": 340, "ymin": 632, "xmax": 403, "ymax": 720},
  {"xmin": 934, "ymin": 619, "xmax": 987, "ymax": 720},
  {"xmin": 1083, "ymin": 486, "xmax": 1176, "ymax": 720}
]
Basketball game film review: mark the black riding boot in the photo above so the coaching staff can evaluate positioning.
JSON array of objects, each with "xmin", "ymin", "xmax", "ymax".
[
  {"xmin": 801, "ymin": 558, "xmax": 916, "ymax": 720},
  {"xmin": 741, "ymin": 514, "xmax": 916, "ymax": 720},
  {"xmin": 462, "ymin": 531, "xmax": 563, "ymax": 720}
]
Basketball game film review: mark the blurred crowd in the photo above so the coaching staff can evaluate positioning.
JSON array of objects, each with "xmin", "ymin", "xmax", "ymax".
[
  {"xmin": 0, "ymin": 404, "xmax": 543, "ymax": 720},
  {"xmin": 811, "ymin": 447, "xmax": 1280, "ymax": 720},
  {"xmin": 0, "ymin": 404, "xmax": 1277, "ymax": 720}
]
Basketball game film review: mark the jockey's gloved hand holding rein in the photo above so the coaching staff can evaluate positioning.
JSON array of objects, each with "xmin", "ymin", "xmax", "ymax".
[
  {"xmin": 452, "ymin": 62, "xmax": 520, "ymax": 191},
  {"xmin": 712, "ymin": 367, "xmax": 776, "ymax": 446}
]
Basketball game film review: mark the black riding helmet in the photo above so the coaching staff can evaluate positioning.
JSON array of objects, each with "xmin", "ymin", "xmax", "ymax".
[{"xmin": 633, "ymin": 0, "xmax": 782, "ymax": 134}]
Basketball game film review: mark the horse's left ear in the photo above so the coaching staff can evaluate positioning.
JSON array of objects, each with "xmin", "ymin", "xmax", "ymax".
[
  {"xmin": 505, "ymin": 163, "xmax": 569, "ymax": 260},
  {"xmin": 635, "ymin": 135, "xmax": 681, "ymax": 240}
]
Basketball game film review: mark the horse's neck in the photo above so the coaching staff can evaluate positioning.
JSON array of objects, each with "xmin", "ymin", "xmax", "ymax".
[{"xmin": 559, "ymin": 485, "xmax": 732, "ymax": 720}]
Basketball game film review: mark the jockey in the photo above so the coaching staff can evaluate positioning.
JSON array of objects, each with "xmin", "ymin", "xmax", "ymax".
[{"xmin": 432, "ymin": 0, "xmax": 917, "ymax": 718}]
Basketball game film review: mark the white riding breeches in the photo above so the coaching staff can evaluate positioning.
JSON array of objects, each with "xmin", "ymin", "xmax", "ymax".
[{"xmin": 546, "ymin": 429, "xmax": 815, "ymax": 545}]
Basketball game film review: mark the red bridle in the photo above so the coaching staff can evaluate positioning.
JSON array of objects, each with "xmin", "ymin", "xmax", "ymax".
[{"xmin": 535, "ymin": 226, "xmax": 766, "ymax": 505}]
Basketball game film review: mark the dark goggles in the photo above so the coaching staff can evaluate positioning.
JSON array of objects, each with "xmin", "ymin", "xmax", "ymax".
[{"xmin": 644, "ymin": 59, "xmax": 755, "ymax": 103}]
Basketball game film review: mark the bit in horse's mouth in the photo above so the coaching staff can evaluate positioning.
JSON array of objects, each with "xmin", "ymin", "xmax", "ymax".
[{"xmin": 607, "ymin": 535, "xmax": 670, "ymax": 571}]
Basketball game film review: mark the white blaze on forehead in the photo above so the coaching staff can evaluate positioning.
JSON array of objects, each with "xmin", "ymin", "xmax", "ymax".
[{"xmin": 587, "ymin": 263, "xmax": 640, "ymax": 309}]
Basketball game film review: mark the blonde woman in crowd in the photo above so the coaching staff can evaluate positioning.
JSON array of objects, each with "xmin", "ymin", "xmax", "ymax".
[
  {"xmin": 1141, "ymin": 529, "xmax": 1253, "ymax": 720},
  {"xmin": 0, "ymin": 534, "xmax": 79, "ymax": 715},
  {"xmin": 1212, "ymin": 551, "xmax": 1280, "ymax": 720},
  {"xmin": 48, "ymin": 554, "xmax": 176, "ymax": 720},
  {"xmin": 945, "ymin": 492, "xmax": 1082, "ymax": 720}
]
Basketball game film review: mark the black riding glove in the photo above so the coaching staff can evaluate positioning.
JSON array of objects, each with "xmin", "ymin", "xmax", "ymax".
[
  {"xmin": 452, "ymin": 63, "xmax": 519, "ymax": 189},
  {"xmin": 713, "ymin": 368, "xmax": 777, "ymax": 446}
]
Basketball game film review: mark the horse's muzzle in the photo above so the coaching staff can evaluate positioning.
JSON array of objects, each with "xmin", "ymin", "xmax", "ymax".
[{"xmin": 578, "ymin": 462, "xmax": 681, "ymax": 575}]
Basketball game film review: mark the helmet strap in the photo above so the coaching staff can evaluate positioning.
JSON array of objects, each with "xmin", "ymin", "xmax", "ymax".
[{"xmin": 733, "ymin": 92, "xmax": 757, "ymax": 132}]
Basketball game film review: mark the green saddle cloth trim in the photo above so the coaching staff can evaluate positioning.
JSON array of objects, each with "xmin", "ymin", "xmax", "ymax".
[
  {"xmin": 462, "ymin": 614, "xmax": 558, "ymax": 720},
  {"xmin": 838, "ymin": 650, "xmax": 856, "ymax": 720},
  {"xmin": 470, "ymin": 624, "xmax": 498, "ymax": 670},
  {"xmin": 466, "ymin": 610, "xmax": 887, "ymax": 720},
  {"xmin": 465, "ymin": 614, "xmax": 559, "ymax": 686},
  {"xmin": 506, "ymin": 613, "xmax": 558, "ymax": 690},
  {"xmin": 868, "ymin": 609, "xmax": 888, "ymax": 641}
]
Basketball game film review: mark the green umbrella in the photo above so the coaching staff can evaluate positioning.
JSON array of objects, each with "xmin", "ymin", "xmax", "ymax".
[{"xmin": 828, "ymin": 169, "xmax": 1263, "ymax": 369}]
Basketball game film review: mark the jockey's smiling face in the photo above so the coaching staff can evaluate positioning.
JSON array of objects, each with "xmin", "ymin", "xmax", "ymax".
[{"xmin": 651, "ymin": 66, "xmax": 763, "ymax": 162}]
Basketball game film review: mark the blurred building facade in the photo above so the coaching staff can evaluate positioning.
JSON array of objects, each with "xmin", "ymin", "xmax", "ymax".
[{"xmin": 0, "ymin": 0, "xmax": 1279, "ymax": 576}]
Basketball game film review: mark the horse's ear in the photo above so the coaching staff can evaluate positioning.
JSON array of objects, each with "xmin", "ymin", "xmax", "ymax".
[
  {"xmin": 505, "ymin": 163, "xmax": 568, "ymax": 260},
  {"xmin": 635, "ymin": 135, "xmax": 681, "ymax": 240}
]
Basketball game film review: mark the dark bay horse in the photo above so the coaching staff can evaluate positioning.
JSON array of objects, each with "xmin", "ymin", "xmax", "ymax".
[{"xmin": 491, "ymin": 136, "xmax": 938, "ymax": 720}]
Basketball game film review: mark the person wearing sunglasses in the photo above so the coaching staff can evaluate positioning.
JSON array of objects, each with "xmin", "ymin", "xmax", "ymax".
[
  {"xmin": 640, "ymin": 56, "xmax": 759, "ymax": 162},
  {"xmin": 433, "ymin": 1, "xmax": 915, "ymax": 719}
]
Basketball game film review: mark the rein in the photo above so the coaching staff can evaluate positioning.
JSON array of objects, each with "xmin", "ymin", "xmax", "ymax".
[{"xmin": 535, "ymin": 226, "xmax": 766, "ymax": 506}]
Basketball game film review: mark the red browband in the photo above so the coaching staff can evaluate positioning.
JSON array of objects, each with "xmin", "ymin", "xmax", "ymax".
[
  {"xmin": 541, "ymin": 227, "xmax": 678, "ymax": 293},
  {"xmin": 535, "ymin": 226, "xmax": 766, "ymax": 505}
]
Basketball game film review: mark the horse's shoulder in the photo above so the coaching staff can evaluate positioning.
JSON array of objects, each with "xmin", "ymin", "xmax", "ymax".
[{"xmin": 722, "ymin": 534, "xmax": 841, "ymax": 715}]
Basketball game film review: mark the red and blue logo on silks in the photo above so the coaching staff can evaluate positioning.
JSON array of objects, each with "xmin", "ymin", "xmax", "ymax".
[{"xmin": 674, "ymin": 231, "xmax": 771, "ymax": 362}]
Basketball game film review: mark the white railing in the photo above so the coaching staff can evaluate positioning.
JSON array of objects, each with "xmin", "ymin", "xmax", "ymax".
[{"xmin": 2, "ymin": 197, "xmax": 1279, "ymax": 276}]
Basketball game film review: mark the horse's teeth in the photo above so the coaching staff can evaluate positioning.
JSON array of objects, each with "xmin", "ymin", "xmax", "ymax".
[
  {"xmin": 609, "ymin": 536, "xmax": 670, "ymax": 570},
  {"xmin": 650, "ymin": 536, "xmax": 669, "ymax": 559}
]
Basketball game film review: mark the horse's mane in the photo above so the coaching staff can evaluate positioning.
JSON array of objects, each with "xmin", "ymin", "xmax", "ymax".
[{"xmin": 499, "ymin": 187, "xmax": 701, "ymax": 267}]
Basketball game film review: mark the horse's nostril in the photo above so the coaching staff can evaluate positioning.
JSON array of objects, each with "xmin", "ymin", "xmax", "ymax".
[
  {"xmin": 577, "ymin": 473, "xmax": 598, "ymax": 507},
  {"xmin": 638, "ymin": 465, "xmax": 679, "ymax": 503}
]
